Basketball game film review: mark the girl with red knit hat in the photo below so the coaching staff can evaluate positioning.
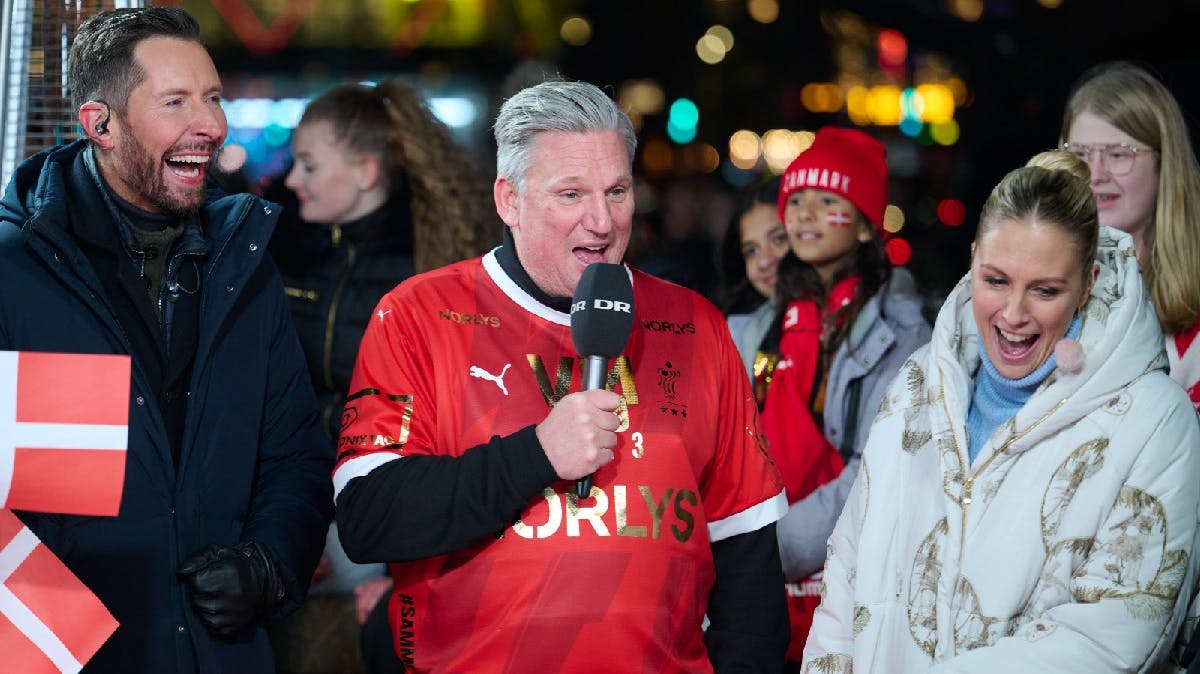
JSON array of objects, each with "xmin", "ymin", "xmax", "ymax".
[{"xmin": 761, "ymin": 126, "xmax": 931, "ymax": 664}]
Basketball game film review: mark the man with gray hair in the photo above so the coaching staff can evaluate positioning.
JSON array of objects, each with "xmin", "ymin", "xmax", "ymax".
[{"xmin": 335, "ymin": 79, "xmax": 789, "ymax": 672}]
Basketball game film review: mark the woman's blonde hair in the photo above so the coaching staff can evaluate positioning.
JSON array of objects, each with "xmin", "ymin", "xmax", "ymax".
[
  {"xmin": 298, "ymin": 78, "xmax": 501, "ymax": 272},
  {"xmin": 1061, "ymin": 62, "xmax": 1200, "ymax": 334},
  {"xmin": 977, "ymin": 150, "xmax": 1098, "ymax": 280}
]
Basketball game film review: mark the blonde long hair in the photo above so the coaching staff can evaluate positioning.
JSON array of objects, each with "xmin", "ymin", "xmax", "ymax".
[
  {"xmin": 298, "ymin": 78, "xmax": 501, "ymax": 272},
  {"xmin": 1061, "ymin": 62, "xmax": 1200, "ymax": 334}
]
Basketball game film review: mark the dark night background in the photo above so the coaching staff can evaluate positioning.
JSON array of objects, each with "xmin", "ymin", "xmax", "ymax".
[{"xmin": 189, "ymin": 0, "xmax": 1200, "ymax": 302}]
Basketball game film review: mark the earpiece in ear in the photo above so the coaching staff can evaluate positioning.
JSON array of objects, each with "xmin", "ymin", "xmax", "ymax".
[{"xmin": 90, "ymin": 100, "xmax": 111, "ymax": 136}]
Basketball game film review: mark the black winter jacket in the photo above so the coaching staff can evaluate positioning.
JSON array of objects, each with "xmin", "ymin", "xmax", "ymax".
[
  {"xmin": 270, "ymin": 196, "xmax": 415, "ymax": 440},
  {"xmin": 0, "ymin": 141, "xmax": 333, "ymax": 673}
]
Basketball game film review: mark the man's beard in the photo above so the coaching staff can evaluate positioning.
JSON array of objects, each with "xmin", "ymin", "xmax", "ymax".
[{"xmin": 114, "ymin": 133, "xmax": 210, "ymax": 217}]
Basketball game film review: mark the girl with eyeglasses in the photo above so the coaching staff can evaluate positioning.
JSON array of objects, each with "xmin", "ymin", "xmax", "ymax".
[{"xmin": 1061, "ymin": 62, "xmax": 1200, "ymax": 412}]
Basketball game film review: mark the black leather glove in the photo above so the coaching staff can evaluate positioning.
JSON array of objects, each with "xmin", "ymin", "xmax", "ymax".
[{"xmin": 176, "ymin": 541, "xmax": 286, "ymax": 638}]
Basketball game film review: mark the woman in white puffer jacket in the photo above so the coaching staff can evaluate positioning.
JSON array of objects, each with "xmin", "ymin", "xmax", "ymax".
[{"xmin": 803, "ymin": 151, "xmax": 1200, "ymax": 673}]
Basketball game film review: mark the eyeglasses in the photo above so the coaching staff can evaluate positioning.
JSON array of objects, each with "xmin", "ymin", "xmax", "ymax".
[{"xmin": 1061, "ymin": 141, "xmax": 1157, "ymax": 176}]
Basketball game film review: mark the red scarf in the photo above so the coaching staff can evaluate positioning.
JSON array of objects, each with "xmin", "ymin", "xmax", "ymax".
[
  {"xmin": 760, "ymin": 274, "xmax": 859, "ymax": 503},
  {"xmin": 759, "ymin": 274, "xmax": 859, "ymax": 663}
]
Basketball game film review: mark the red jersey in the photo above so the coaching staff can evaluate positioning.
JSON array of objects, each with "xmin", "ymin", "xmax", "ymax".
[{"xmin": 334, "ymin": 253, "xmax": 786, "ymax": 673}]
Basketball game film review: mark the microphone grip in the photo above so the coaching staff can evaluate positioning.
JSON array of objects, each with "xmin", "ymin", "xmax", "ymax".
[{"xmin": 577, "ymin": 354, "xmax": 608, "ymax": 498}]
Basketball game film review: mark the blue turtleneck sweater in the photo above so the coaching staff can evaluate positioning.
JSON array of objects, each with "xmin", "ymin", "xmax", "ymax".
[{"xmin": 966, "ymin": 315, "xmax": 1083, "ymax": 463}]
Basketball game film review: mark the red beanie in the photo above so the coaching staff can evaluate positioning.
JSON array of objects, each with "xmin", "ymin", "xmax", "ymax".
[{"xmin": 777, "ymin": 126, "xmax": 888, "ymax": 229}]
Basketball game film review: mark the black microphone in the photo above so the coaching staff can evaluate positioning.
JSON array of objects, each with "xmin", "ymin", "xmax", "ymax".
[{"xmin": 570, "ymin": 262, "xmax": 635, "ymax": 499}]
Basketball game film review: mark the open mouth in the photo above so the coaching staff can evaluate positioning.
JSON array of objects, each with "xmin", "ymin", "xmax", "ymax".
[
  {"xmin": 165, "ymin": 153, "xmax": 211, "ymax": 181},
  {"xmin": 995, "ymin": 326, "xmax": 1039, "ymax": 362},
  {"xmin": 791, "ymin": 231, "xmax": 821, "ymax": 241},
  {"xmin": 573, "ymin": 244, "xmax": 608, "ymax": 265}
]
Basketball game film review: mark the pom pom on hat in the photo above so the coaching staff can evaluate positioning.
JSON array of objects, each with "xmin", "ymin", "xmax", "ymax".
[{"xmin": 777, "ymin": 126, "xmax": 888, "ymax": 229}]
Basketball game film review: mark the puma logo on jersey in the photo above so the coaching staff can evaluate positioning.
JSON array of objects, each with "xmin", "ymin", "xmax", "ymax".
[
  {"xmin": 470, "ymin": 363, "xmax": 512, "ymax": 396},
  {"xmin": 377, "ymin": 309, "xmax": 391, "ymax": 323}
]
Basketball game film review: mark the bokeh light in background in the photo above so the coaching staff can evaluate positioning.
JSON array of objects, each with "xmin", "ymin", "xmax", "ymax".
[
  {"xmin": 747, "ymin": 0, "xmax": 780, "ymax": 23},
  {"xmin": 883, "ymin": 204, "xmax": 905, "ymax": 234},
  {"xmin": 667, "ymin": 98, "xmax": 700, "ymax": 144},
  {"xmin": 937, "ymin": 199, "xmax": 968, "ymax": 227},
  {"xmin": 762, "ymin": 129, "xmax": 813, "ymax": 173},
  {"xmin": 560, "ymin": 15, "xmax": 592, "ymax": 46},
  {"xmin": 885, "ymin": 237, "xmax": 913, "ymax": 266},
  {"xmin": 945, "ymin": 0, "xmax": 984, "ymax": 22},
  {"xmin": 728, "ymin": 130, "xmax": 762, "ymax": 170},
  {"xmin": 218, "ymin": 85, "xmax": 485, "ymax": 183}
]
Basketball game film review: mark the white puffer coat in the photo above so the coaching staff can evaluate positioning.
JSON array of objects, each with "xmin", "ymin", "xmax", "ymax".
[{"xmin": 803, "ymin": 228, "xmax": 1200, "ymax": 673}]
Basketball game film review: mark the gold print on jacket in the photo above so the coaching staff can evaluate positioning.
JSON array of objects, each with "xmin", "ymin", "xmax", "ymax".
[
  {"xmin": 908, "ymin": 517, "xmax": 947, "ymax": 657},
  {"xmin": 1072, "ymin": 485, "xmax": 1188, "ymax": 621},
  {"xmin": 526, "ymin": 354, "xmax": 638, "ymax": 431},
  {"xmin": 951, "ymin": 576, "xmax": 1005, "ymax": 652},
  {"xmin": 510, "ymin": 485, "xmax": 697, "ymax": 542},
  {"xmin": 803, "ymin": 653, "xmax": 852, "ymax": 674},
  {"xmin": 1041, "ymin": 438, "xmax": 1108, "ymax": 549}
]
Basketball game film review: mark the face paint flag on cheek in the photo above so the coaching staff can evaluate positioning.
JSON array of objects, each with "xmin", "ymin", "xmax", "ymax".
[{"xmin": 827, "ymin": 211, "xmax": 854, "ymax": 228}]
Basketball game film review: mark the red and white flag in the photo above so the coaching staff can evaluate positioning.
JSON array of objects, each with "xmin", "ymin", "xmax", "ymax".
[
  {"xmin": 0, "ymin": 351, "xmax": 130, "ymax": 516},
  {"xmin": 0, "ymin": 509, "xmax": 118, "ymax": 673},
  {"xmin": 826, "ymin": 211, "xmax": 854, "ymax": 228}
]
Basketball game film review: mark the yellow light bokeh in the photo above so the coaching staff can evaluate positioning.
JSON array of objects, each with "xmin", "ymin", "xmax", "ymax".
[
  {"xmin": 618, "ymin": 79, "xmax": 666, "ymax": 115},
  {"xmin": 560, "ymin": 15, "xmax": 592, "ymax": 46},
  {"xmin": 729, "ymin": 130, "xmax": 762, "ymax": 170},
  {"xmin": 883, "ymin": 204, "xmax": 905, "ymax": 233},
  {"xmin": 948, "ymin": 0, "xmax": 984, "ymax": 22},
  {"xmin": 867, "ymin": 85, "xmax": 903, "ymax": 126},
  {"xmin": 801, "ymin": 82, "xmax": 846, "ymax": 113},
  {"xmin": 846, "ymin": 85, "xmax": 871, "ymax": 126},
  {"xmin": 696, "ymin": 34, "xmax": 726, "ymax": 64},
  {"xmin": 1036, "ymin": 0, "xmax": 1063, "ymax": 7},
  {"xmin": 748, "ymin": 0, "xmax": 780, "ymax": 23},
  {"xmin": 706, "ymin": 25, "xmax": 735, "ymax": 51},
  {"xmin": 762, "ymin": 129, "xmax": 807, "ymax": 172},
  {"xmin": 915, "ymin": 83, "xmax": 954, "ymax": 123}
]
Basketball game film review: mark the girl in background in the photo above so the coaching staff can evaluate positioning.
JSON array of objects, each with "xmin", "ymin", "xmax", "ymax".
[
  {"xmin": 1061, "ymin": 61, "xmax": 1200, "ymax": 409},
  {"xmin": 765, "ymin": 126, "xmax": 930, "ymax": 663},
  {"xmin": 271, "ymin": 78, "xmax": 499, "ymax": 674},
  {"xmin": 721, "ymin": 176, "xmax": 788, "ymax": 382}
]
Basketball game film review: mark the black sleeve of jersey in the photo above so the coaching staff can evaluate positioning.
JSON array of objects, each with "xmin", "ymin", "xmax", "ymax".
[
  {"xmin": 335, "ymin": 425, "xmax": 559, "ymax": 563},
  {"xmin": 704, "ymin": 523, "xmax": 789, "ymax": 673}
]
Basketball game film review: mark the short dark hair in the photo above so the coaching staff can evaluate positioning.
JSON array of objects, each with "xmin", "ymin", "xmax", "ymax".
[{"xmin": 67, "ymin": 7, "xmax": 201, "ymax": 113}]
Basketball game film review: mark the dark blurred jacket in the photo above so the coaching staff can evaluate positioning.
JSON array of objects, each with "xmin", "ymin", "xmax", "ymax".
[
  {"xmin": 0, "ymin": 140, "xmax": 333, "ymax": 673},
  {"xmin": 270, "ymin": 194, "xmax": 415, "ymax": 442}
]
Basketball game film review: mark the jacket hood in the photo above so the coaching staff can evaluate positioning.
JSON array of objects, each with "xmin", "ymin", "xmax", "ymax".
[
  {"xmin": 927, "ymin": 226, "xmax": 1165, "ymax": 456},
  {"xmin": 0, "ymin": 141, "xmax": 84, "ymax": 232}
]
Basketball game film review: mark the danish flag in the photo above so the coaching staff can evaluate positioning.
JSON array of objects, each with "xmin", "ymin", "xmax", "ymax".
[
  {"xmin": 0, "ymin": 509, "xmax": 118, "ymax": 673},
  {"xmin": 0, "ymin": 351, "xmax": 130, "ymax": 515},
  {"xmin": 826, "ymin": 211, "xmax": 853, "ymax": 228},
  {"xmin": 0, "ymin": 351, "xmax": 130, "ymax": 672}
]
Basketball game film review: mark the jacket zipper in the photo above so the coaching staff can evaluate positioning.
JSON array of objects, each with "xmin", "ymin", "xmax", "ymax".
[
  {"xmin": 322, "ymin": 242, "xmax": 358, "ymax": 391},
  {"xmin": 939, "ymin": 367, "xmax": 1066, "ymax": 541}
]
